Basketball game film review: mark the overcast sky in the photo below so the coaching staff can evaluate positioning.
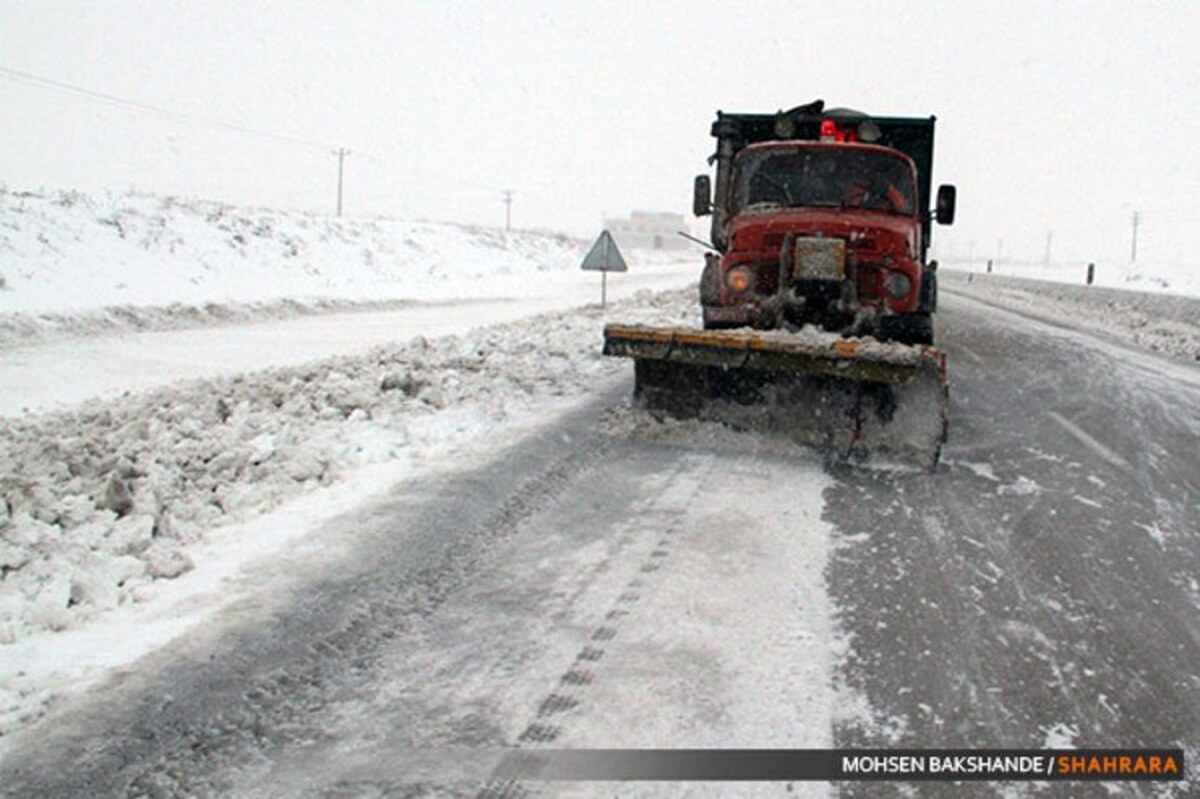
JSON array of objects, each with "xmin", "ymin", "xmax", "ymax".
[{"xmin": 3, "ymin": 1, "xmax": 1197, "ymax": 272}]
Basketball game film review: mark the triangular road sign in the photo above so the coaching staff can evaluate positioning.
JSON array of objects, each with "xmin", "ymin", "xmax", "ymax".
[{"xmin": 580, "ymin": 230, "xmax": 628, "ymax": 272}]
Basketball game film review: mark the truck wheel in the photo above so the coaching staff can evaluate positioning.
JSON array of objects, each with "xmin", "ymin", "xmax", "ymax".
[{"xmin": 882, "ymin": 314, "xmax": 934, "ymax": 346}]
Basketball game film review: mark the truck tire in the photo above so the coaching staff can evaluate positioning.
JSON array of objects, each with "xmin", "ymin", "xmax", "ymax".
[{"xmin": 882, "ymin": 313, "xmax": 934, "ymax": 346}]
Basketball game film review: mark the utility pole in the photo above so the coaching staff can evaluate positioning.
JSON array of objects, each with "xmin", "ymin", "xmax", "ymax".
[
  {"xmin": 1130, "ymin": 210, "xmax": 1139, "ymax": 262},
  {"xmin": 1044, "ymin": 231, "xmax": 1053, "ymax": 269},
  {"xmin": 334, "ymin": 147, "xmax": 350, "ymax": 217},
  {"xmin": 503, "ymin": 189, "xmax": 513, "ymax": 231}
]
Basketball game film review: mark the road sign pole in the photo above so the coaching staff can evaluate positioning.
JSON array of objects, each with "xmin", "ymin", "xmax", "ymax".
[{"xmin": 580, "ymin": 230, "xmax": 627, "ymax": 309}]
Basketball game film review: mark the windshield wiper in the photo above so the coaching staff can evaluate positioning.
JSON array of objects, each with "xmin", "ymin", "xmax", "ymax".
[{"xmin": 751, "ymin": 173, "xmax": 795, "ymax": 206}]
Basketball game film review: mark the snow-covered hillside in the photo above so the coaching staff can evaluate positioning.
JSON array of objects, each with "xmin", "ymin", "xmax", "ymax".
[{"xmin": 0, "ymin": 188, "xmax": 687, "ymax": 344}]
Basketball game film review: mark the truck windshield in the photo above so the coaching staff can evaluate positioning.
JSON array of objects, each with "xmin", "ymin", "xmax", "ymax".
[{"xmin": 732, "ymin": 147, "xmax": 917, "ymax": 216}]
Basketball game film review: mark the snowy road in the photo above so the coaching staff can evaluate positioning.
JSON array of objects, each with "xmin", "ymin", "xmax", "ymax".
[
  {"xmin": 1, "ymin": 291, "xmax": 1197, "ymax": 796},
  {"xmin": 0, "ymin": 260, "xmax": 697, "ymax": 417},
  {"xmin": 831, "ymin": 291, "xmax": 1200, "ymax": 795},
  {"xmin": 0, "ymin": 386, "xmax": 839, "ymax": 798}
]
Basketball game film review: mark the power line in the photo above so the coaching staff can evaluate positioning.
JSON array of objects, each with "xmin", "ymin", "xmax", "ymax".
[
  {"xmin": 356, "ymin": 151, "xmax": 508, "ymax": 194},
  {"xmin": 2, "ymin": 64, "xmax": 362, "ymax": 216},
  {"xmin": 0, "ymin": 65, "xmax": 333, "ymax": 152},
  {"xmin": 1, "ymin": 64, "xmax": 624, "ymax": 226},
  {"xmin": 354, "ymin": 150, "xmax": 617, "ymax": 217},
  {"xmin": 355, "ymin": 151, "xmax": 616, "ymax": 222}
]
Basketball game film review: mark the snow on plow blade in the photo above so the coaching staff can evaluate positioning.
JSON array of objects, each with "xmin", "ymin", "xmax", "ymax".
[{"xmin": 603, "ymin": 324, "xmax": 949, "ymax": 470}]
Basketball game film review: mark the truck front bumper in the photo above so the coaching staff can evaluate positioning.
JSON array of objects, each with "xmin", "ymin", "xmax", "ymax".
[{"xmin": 702, "ymin": 303, "xmax": 757, "ymax": 328}]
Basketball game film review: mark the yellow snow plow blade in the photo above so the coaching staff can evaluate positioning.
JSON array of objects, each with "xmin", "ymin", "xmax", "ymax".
[{"xmin": 603, "ymin": 324, "xmax": 949, "ymax": 470}]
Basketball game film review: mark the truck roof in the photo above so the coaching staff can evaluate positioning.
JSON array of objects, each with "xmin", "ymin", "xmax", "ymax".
[{"xmin": 738, "ymin": 139, "xmax": 917, "ymax": 161}]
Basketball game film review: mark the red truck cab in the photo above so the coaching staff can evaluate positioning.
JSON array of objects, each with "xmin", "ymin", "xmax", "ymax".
[{"xmin": 694, "ymin": 103, "xmax": 955, "ymax": 345}]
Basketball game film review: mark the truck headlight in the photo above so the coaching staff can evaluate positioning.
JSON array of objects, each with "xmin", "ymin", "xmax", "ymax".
[
  {"xmin": 726, "ymin": 266, "xmax": 753, "ymax": 294},
  {"xmin": 884, "ymin": 272, "xmax": 912, "ymax": 299}
]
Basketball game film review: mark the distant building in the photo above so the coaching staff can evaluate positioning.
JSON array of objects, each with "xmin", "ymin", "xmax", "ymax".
[{"xmin": 604, "ymin": 211, "xmax": 688, "ymax": 251}]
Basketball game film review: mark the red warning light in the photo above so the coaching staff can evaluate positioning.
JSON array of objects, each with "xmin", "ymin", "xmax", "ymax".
[{"xmin": 819, "ymin": 119, "xmax": 854, "ymax": 142}]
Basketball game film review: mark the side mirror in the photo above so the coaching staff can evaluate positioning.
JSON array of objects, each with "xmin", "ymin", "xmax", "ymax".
[
  {"xmin": 693, "ymin": 175, "xmax": 712, "ymax": 216},
  {"xmin": 935, "ymin": 184, "xmax": 956, "ymax": 225}
]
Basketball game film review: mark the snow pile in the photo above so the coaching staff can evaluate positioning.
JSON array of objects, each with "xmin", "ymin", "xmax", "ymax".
[
  {"xmin": 0, "ymin": 188, "xmax": 687, "ymax": 345},
  {"xmin": 0, "ymin": 288, "xmax": 695, "ymax": 650},
  {"xmin": 942, "ymin": 271, "xmax": 1200, "ymax": 361}
]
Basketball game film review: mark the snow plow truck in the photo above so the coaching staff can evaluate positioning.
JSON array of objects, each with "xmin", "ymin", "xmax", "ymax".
[{"xmin": 603, "ymin": 100, "xmax": 958, "ymax": 469}]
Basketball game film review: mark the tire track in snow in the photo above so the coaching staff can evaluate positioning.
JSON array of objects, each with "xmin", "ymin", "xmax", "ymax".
[
  {"xmin": 478, "ymin": 447, "xmax": 837, "ymax": 799},
  {"xmin": 0, "ymin": 397, "xmax": 626, "ymax": 798},
  {"xmin": 478, "ymin": 454, "xmax": 714, "ymax": 798}
]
